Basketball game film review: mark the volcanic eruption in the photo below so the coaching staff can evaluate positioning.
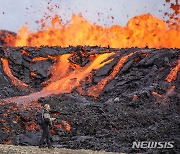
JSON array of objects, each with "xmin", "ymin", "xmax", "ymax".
[{"xmin": 0, "ymin": 0, "xmax": 179, "ymax": 153}]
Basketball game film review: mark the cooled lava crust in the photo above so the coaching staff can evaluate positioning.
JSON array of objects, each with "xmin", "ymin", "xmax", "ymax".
[{"xmin": 0, "ymin": 46, "xmax": 179, "ymax": 153}]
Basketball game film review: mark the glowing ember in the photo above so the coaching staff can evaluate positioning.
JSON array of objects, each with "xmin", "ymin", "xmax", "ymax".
[
  {"xmin": 32, "ymin": 57, "xmax": 49, "ymax": 62},
  {"xmin": 13, "ymin": 116, "xmax": 20, "ymax": 122},
  {"xmin": 21, "ymin": 49, "xmax": 30, "ymax": 56},
  {"xmin": 152, "ymin": 86, "xmax": 176, "ymax": 107},
  {"xmin": 50, "ymin": 129, "xmax": 55, "ymax": 134},
  {"xmin": 166, "ymin": 59, "xmax": 180, "ymax": 82},
  {"xmin": 27, "ymin": 123, "xmax": 36, "ymax": 131},
  {"xmin": 62, "ymin": 120, "xmax": 71, "ymax": 131},
  {"xmin": 30, "ymin": 72, "xmax": 37, "ymax": 77},
  {"xmin": 53, "ymin": 112, "xmax": 60, "ymax": 117},
  {"xmin": 132, "ymin": 95, "xmax": 139, "ymax": 102},
  {"xmin": 3, "ymin": 113, "xmax": 8, "ymax": 117},
  {"xmin": 134, "ymin": 53, "xmax": 150, "ymax": 64},
  {"xmin": 152, "ymin": 91, "xmax": 163, "ymax": 100},
  {"xmin": 55, "ymin": 123, "xmax": 62, "ymax": 129},
  {"xmin": 3, "ymin": 127, "xmax": 10, "ymax": 133}
]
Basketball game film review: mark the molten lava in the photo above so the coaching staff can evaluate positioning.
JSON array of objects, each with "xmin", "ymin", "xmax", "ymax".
[
  {"xmin": 1, "ymin": 52, "xmax": 114, "ymax": 103},
  {"xmin": 32, "ymin": 57, "xmax": 49, "ymax": 62},
  {"xmin": 42, "ymin": 53, "xmax": 113, "ymax": 94},
  {"xmin": 0, "ymin": 3, "xmax": 179, "ymax": 140},
  {"xmin": 27, "ymin": 123, "xmax": 36, "ymax": 131},
  {"xmin": 4, "ymin": 14, "xmax": 180, "ymax": 48},
  {"xmin": 62, "ymin": 120, "xmax": 71, "ymax": 131},
  {"xmin": 166, "ymin": 59, "xmax": 180, "ymax": 82},
  {"xmin": 86, "ymin": 52, "xmax": 135, "ymax": 98},
  {"xmin": 1, "ymin": 3, "xmax": 179, "ymax": 102},
  {"xmin": 1, "ymin": 58, "xmax": 28, "ymax": 88},
  {"xmin": 54, "ymin": 121, "xmax": 71, "ymax": 131}
]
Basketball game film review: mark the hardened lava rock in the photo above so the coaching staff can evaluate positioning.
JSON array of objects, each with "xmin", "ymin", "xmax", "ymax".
[{"xmin": 0, "ymin": 46, "xmax": 179, "ymax": 153}]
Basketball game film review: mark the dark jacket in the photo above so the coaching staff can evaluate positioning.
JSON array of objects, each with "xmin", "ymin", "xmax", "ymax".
[{"xmin": 43, "ymin": 109, "xmax": 52, "ymax": 127}]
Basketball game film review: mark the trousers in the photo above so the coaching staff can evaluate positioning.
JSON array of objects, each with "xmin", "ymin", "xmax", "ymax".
[{"xmin": 39, "ymin": 125, "xmax": 51, "ymax": 147}]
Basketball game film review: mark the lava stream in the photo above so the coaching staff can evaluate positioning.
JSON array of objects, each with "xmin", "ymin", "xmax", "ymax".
[
  {"xmin": 2, "ymin": 52, "xmax": 114, "ymax": 104},
  {"xmin": 86, "ymin": 52, "xmax": 135, "ymax": 98},
  {"xmin": 166, "ymin": 59, "xmax": 180, "ymax": 82},
  {"xmin": 1, "ymin": 58, "xmax": 28, "ymax": 87}
]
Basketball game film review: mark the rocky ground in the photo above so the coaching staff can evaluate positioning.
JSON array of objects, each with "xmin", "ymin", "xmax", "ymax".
[{"xmin": 0, "ymin": 47, "xmax": 179, "ymax": 153}]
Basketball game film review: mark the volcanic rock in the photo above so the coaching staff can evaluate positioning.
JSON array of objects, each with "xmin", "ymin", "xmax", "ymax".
[{"xmin": 0, "ymin": 46, "xmax": 179, "ymax": 153}]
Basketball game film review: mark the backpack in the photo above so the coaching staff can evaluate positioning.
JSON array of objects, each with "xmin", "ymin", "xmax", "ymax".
[{"xmin": 36, "ymin": 110, "xmax": 45, "ymax": 126}]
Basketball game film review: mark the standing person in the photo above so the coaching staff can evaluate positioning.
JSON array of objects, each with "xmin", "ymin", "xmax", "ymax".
[{"xmin": 39, "ymin": 104, "xmax": 55, "ymax": 148}]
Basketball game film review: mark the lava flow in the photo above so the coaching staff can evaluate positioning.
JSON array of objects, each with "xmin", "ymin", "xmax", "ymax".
[
  {"xmin": 2, "ymin": 52, "xmax": 115, "ymax": 103},
  {"xmin": 0, "ymin": 0, "xmax": 179, "ymax": 103},
  {"xmin": 0, "ymin": 1, "xmax": 179, "ymax": 151},
  {"xmin": 166, "ymin": 59, "xmax": 180, "ymax": 82},
  {"xmin": 1, "ymin": 58, "xmax": 28, "ymax": 88}
]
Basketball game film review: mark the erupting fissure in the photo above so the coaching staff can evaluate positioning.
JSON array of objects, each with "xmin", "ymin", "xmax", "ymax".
[
  {"xmin": 0, "ymin": 0, "xmax": 179, "ymax": 104},
  {"xmin": 3, "ymin": 14, "xmax": 180, "ymax": 48},
  {"xmin": 0, "ymin": 1, "xmax": 179, "ymax": 149}
]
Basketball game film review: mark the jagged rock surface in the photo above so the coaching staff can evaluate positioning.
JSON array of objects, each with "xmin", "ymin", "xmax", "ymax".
[{"xmin": 0, "ymin": 47, "xmax": 179, "ymax": 153}]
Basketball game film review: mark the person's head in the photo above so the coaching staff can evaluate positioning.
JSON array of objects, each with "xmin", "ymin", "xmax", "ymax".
[{"xmin": 44, "ymin": 104, "xmax": 50, "ymax": 111}]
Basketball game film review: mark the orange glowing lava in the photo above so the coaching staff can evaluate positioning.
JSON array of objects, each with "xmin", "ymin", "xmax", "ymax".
[
  {"xmin": 62, "ymin": 120, "xmax": 71, "ymax": 131},
  {"xmin": 32, "ymin": 57, "xmax": 49, "ymax": 62},
  {"xmin": 27, "ymin": 123, "xmax": 36, "ymax": 131},
  {"xmin": 42, "ymin": 52, "xmax": 113, "ymax": 94},
  {"xmin": 152, "ymin": 91, "xmax": 163, "ymax": 100},
  {"xmin": 21, "ymin": 49, "xmax": 30, "ymax": 56},
  {"xmin": 0, "ymin": 2, "xmax": 179, "ymax": 104},
  {"xmin": 166, "ymin": 59, "xmax": 180, "ymax": 82},
  {"xmin": 11, "ymin": 14, "xmax": 180, "ymax": 48},
  {"xmin": 1, "ymin": 58, "xmax": 28, "ymax": 87},
  {"xmin": 55, "ymin": 123, "xmax": 63, "ymax": 129},
  {"xmin": 87, "ymin": 52, "xmax": 135, "ymax": 98}
]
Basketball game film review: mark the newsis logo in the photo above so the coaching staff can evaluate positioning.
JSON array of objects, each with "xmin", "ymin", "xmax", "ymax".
[{"xmin": 132, "ymin": 141, "xmax": 174, "ymax": 149}]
